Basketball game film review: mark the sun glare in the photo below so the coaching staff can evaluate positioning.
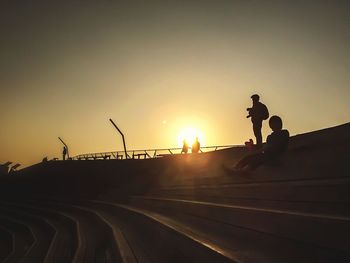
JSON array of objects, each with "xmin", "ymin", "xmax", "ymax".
[{"xmin": 178, "ymin": 127, "xmax": 204, "ymax": 148}]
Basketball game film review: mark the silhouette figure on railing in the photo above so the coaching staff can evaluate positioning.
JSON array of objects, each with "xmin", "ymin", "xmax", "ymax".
[
  {"xmin": 192, "ymin": 137, "xmax": 201, "ymax": 153},
  {"xmin": 246, "ymin": 94, "xmax": 269, "ymax": 149},
  {"xmin": 63, "ymin": 146, "xmax": 67, "ymax": 161},
  {"xmin": 236, "ymin": 115, "xmax": 289, "ymax": 170},
  {"xmin": 181, "ymin": 140, "xmax": 189, "ymax": 154}
]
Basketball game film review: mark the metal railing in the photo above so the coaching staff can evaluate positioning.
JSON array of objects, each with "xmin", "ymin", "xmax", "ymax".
[{"xmin": 72, "ymin": 145, "xmax": 242, "ymax": 161}]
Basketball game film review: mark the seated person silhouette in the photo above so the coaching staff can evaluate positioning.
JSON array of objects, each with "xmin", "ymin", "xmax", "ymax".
[
  {"xmin": 235, "ymin": 115, "xmax": 289, "ymax": 170},
  {"xmin": 192, "ymin": 137, "xmax": 200, "ymax": 153},
  {"xmin": 181, "ymin": 140, "xmax": 189, "ymax": 154}
]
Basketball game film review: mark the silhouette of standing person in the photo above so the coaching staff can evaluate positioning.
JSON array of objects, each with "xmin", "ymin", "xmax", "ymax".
[
  {"xmin": 181, "ymin": 140, "xmax": 189, "ymax": 154},
  {"xmin": 63, "ymin": 146, "xmax": 67, "ymax": 161},
  {"xmin": 191, "ymin": 137, "xmax": 200, "ymax": 153},
  {"xmin": 246, "ymin": 94, "xmax": 269, "ymax": 149}
]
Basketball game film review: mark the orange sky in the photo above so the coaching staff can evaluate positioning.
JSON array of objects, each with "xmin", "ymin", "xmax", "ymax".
[{"xmin": 1, "ymin": 1, "xmax": 349, "ymax": 167}]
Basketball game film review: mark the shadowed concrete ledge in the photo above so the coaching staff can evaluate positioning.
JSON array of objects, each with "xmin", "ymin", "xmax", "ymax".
[{"xmin": 0, "ymin": 123, "xmax": 349, "ymax": 262}]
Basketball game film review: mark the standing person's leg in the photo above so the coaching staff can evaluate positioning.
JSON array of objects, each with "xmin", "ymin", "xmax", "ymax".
[{"xmin": 253, "ymin": 121, "xmax": 262, "ymax": 148}]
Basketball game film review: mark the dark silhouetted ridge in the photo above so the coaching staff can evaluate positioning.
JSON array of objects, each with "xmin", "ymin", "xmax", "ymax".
[{"xmin": 0, "ymin": 122, "xmax": 349, "ymax": 262}]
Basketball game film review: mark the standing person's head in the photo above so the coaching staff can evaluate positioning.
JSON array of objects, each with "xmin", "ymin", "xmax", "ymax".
[
  {"xmin": 269, "ymin": 115, "xmax": 283, "ymax": 132},
  {"xmin": 251, "ymin": 94, "xmax": 260, "ymax": 104},
  {"xmin": 195, "ymin": 137, "xmax": 200, "ymax": 146}
]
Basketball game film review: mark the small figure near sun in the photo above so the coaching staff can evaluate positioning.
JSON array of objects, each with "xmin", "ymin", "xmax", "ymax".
[
  {"xmin": 62, "ymin": 146, "xmax": 68, "ymax": 161},
  {"xmin": 181, "ymin": 140, "xmax": 189, "ymax": 154},
  {"xmin": 191, "ymin": 137, "xmax": 201, "ymax": 153}
]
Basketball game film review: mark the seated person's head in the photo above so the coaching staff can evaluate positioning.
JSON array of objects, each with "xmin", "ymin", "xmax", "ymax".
[{"xmin": 269, "ymin": 115, "xmax": 283, "ymax": 132}]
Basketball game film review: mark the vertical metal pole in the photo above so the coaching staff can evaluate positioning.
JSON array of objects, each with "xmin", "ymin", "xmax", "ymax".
[
  {"xmin": 58, "ymin": 137, "xmax": 69, "ymax": 159},
  {"xmin": 109, "ymin": 119, "xmax": 128, "ymax": 159}
]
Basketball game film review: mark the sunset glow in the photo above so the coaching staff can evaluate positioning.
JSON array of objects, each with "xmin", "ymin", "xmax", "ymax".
[
  {"xmin": 1, "ymin": 2, "xmax": 349, "ymax": 167},
  {"xmin": 177, "ymin": 127, "xmax": 204, "ymax": 148}
]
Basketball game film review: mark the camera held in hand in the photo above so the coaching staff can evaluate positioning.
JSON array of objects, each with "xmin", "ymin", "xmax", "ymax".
[{"xmin": 246, "ymin": 108, "xmax": 252, "ymax": 118}]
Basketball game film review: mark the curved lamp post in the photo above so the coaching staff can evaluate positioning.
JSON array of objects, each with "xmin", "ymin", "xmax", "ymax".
[
  {"xmin": 58, "ymin": 137, "xmax": 69, "ymax": 159},
  {"xmin": 109, "ymin": 119, "xmax": 128, "ymax": 159}
]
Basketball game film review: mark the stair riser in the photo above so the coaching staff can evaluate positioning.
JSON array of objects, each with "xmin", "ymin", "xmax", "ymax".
[
  {"xmin": 131, "ymin": 198, "xmax": 350, "ymax": 252},
  {"xmin": 153, "ymin": 182, "xmax": 350, "ymax": 203}
]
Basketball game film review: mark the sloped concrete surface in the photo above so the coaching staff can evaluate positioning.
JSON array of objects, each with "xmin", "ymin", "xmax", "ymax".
[{"xmin": 0, "ymin": 122, "xmax": 349, "ymax": 262}]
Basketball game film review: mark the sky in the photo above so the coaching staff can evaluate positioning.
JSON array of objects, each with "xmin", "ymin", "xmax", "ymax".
[{"xmin": 1, "ymin": 1, "xmax": 349, "ymax": 167}]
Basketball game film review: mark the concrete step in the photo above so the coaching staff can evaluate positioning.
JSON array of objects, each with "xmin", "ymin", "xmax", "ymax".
[
  {"xmin": 0, "ymin": 206, "xmax": 56, "ymax": 263},
  {"xmin": 22, "ymin": 199, "xmax": 123, "ymax": 263},
  {"xmin": 10, "ymin": 199, "xmax": 90, "ymax": 263},
  {"xmin": 0, "ymin": 225, "xmax": 14, "ymax": 262},
  {"xmin": 84, "ymin": 208, "xmax": 139, "ymax": 263},
  {"xmin": 130, "ymin": 196, "xmax": 350, "ymax": 256},
  {"xmin": 85, "ymin": 200, "xmax": 235, "ymax": 263},
  {"xmin": 148, "ymin": 177, "xmax": 350, "ymax": 216},
  {"xmin": 155, "ymin": 158, "xmax": 350, "ymax": 189},
  {"xmin": 155, "ymin": 177, "xmax": 350, "ymax": 201},
  {"xmin": 0, "ymin": 201, "xmax": 78, "ymax": 263},
  {"xmin": 69, "ymin": 204, "xmax": 125, "ymax": 263},
  {"xmin": 148, "ymin": 194, "xmax": 350, "ymax": 217},
  {"xmin": 0, "ymin": 216, "xmax": 36, "ymax": 263},
  {"xmin": 128, "ymin": 200, "xmax": 348, "ymax": 263}
]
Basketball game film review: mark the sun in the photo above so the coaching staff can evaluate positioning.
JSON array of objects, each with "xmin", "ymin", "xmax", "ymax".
[{"xmin": 178, "ymin": 127, "xmax": 204, "ymax": 147}]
